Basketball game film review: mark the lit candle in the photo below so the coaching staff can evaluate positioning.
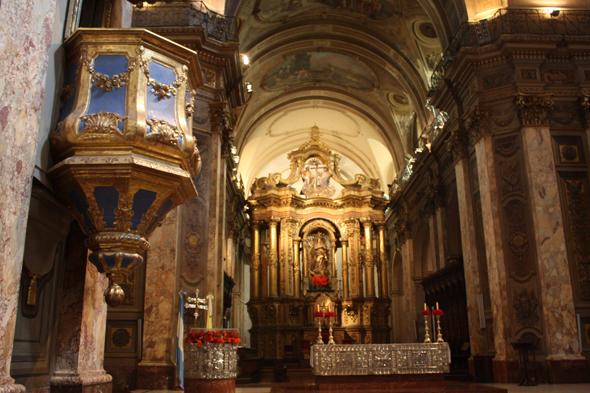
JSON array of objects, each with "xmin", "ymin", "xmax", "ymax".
[
  {"xmin": 436, "ymin": 302, "xmax": 439, "ymax": 310},
  {"xmin": 424, "ymin": 303, "xmax": 427, "ymax": 310}
]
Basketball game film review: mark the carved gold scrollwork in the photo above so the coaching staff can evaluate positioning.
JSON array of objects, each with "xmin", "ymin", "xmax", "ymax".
[
  {"xmin": 87, "ymin": 198, "xmax": 106, "ymax": 232},
  {"xmin": 79, "ymin": 112, "xmax": 126, "ymax": 137},
  {"xmin": 145, "ymin": 119, "xmax": 183, "ymax": 147},
  {"xmin": 114, "ymin": 196, "xmax": 134, "ymax": 232},
  {"xmin": 80, "ymin": 45, "xmax": 188, "ymax": 100}
]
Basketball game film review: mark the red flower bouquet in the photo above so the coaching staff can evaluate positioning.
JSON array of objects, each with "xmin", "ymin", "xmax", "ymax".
[
  {"xmin": 324, "ymin": 311, "xmax": 336, "ymax": 318},
  {"xmin": 314, "ymin": 310, "xmax": 324, "ymax": 318},
  {"xmin": 186, "ymin": 330, "xmax": 241, "ymax": 347},
  {"xmin": 421, "ymin": 310, "xmax": 432, "ymax": 316},
  {"xmin": 312, "ymin": 274, "xmax": 330, "ymax": 288},
  {"xmin": 432, "ymin": 309, "xmax": 443, "ymax": 316}
]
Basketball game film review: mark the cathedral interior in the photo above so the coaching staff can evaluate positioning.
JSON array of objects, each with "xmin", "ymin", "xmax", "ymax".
[{"xmin": 2, "ymin": 0, "xmax": 590, "ymax": 392}]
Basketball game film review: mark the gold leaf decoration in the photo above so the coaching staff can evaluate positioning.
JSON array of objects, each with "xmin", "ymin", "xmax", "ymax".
[
  {"xmin": 146, "ymin": 119, "xmax": 182, "ymax": 147},
  {"xmin": 79, "ymin": 112, "xmax": 126, "ymax": 137}
]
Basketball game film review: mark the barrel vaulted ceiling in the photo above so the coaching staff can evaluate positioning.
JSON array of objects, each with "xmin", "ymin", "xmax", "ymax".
[{"xmin": 227, "ymin": 0, "xmax": 448, "ymax": 194}]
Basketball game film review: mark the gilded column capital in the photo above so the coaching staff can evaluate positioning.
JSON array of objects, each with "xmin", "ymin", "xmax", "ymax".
[
  {"xmin": 446, "ymin": 130, "xmax": 469, "ymax": 162},
  {"xmin": 374, "ymin": 220, "xmax": 386, "ymax": 229},
  {"xmin": 465, "ymin": 105, "xmax": 490, "ymax": 145},
  {"xmin": 360, "ymin": 217, "xmax": 373, "ymax": 228},
  {"xmin": 251, "ymin": 220, "xmax": 264, "ymax": 230},
  {"xmin": 394, "ymin": 218, "xmax": 411, "ymax": 245},
  {"xmin": 268, "ymin": 216, "xmax": 281, "ymax": 226},
  {"xmin": 339, "ymin": 237, "xmax": 348, "ymax": 244},
  {"xmin": 516, "ymin": 93, "xmax": 553, "ymax": 127}
]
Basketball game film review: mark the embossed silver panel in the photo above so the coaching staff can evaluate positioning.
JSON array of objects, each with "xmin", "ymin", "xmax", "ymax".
[
  {"xmin": 311, "ymin": 343, "xmax": 450, "ymax": 375},
  {"xmin": 185, "ymin": 343, "xmax": 238, "ymax": 379}
]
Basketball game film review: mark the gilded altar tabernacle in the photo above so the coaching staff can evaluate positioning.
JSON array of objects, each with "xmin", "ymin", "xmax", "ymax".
[{"xmin": 247, "ymin": 127, "xmax": 391, "ymax": 360}]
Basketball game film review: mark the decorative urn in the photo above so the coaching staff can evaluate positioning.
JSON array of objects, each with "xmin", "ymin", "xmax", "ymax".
[{"xmin": 49, "ymin": 29, "xmax": 203, "ymax": 306}]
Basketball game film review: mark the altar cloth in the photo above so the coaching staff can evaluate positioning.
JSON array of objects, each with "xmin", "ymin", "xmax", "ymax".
[{"xmin": 311, "ymin": 343, "xmax": 451, "ymax": 375}]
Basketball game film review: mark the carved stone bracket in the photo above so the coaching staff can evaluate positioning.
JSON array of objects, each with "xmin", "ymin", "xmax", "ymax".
[{"xmin": 516, "ymin": 93, "xmax": 554, "ymax": 127}]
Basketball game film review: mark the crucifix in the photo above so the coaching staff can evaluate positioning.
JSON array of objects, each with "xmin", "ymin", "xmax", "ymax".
[{"xmin": 184, "ymin": 288, "xmax": 208, "ymax": 326}]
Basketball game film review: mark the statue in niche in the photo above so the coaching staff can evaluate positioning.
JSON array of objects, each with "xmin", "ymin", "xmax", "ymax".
[
  {"xmin": 306, "ymin": 232, "xmax": 332, "ymax": 290},
  {"xmin": 300, "ymin": 158, "xmax": 335, "ymax": 198}
]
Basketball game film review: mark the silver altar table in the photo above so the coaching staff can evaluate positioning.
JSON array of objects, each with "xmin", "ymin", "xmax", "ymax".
[{"xmin": 311, "ymin": 343, "xmax": 451, "ymax": 375}]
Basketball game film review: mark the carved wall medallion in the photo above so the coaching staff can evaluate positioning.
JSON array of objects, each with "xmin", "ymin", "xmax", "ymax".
[
  {"xmin": 483, "ymin": 71, "xmax": 513, "ymax": 90},
  {"xmin": 146, "ymin": 119, "xmax": 182, "ymax": 147},
  {"xmin": 542, "ymin": 69, "xmax": 575, "ymax": 85},
  {"xmin": 79, "ymin": 112, "xmax": 126, "ymax": 137},
  {"xmin": 550, "ymin": 102, "xmax": 578, "ymax": 126},
  {"xmin": 513, "ymin": 289, "xmax": 540, "ymax": 326},
  {"xmin": 559, "ymin": 145, "xmax": 580, "ymax": 163}
]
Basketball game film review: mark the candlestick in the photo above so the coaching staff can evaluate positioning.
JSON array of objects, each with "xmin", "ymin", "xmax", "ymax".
[
  {"xmin": 424, "ymin": 315, "xmax": 431, "ymax": 343},
  {"xmin": 436, "ymin": 315, "xmax": 443, "ymax": 342}
]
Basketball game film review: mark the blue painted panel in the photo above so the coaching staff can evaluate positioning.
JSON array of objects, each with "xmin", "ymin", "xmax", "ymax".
[
  {"xmin": 146, "ymin": 62, "xmax": 177, "ymax": 127},
  {"xmin": 147, "ymin": 199, "xmax": 174, "ymax": 233},
  {"xmin": 101, "ymin": 252, "xmax": 118, "ymax": 269},
  {"xmin": 82, "ymin": 55, "xmax": 128, "ymax": 132},
  {"xmin": 67, "ymin": 191, "xmax": 93, "ymax": 230},
  {"xmin": 93, "ymin": 186, "xmax": 119, "ymax": 227},
  {"xmin": 131, "ymin": 189, "xmax": 158, "ymax": 230},
  {"xmin": 120, "ymin": 254, "xmax": 142, "ymax": 270},
  {"xmin": 59, "ymin": 62, "xmax": 78, "ymax": 122}
]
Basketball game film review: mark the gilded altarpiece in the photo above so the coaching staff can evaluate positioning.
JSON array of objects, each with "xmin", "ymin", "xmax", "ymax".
[{"xmin": 247, "ymin": 128, "xmax": 391, "ymax": 360}]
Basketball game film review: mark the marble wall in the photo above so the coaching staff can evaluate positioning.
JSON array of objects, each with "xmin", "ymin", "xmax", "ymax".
[
  {"xmin": 137, "ymin": 208, "xmax": 178, "ymax": 390},
  {"xmin": 0, "ymin": 1, "xmax": 59, "ymax": 392},
  {"xmin": 52, "ymin": 224, "xmax": 111, "ymax": 391}
]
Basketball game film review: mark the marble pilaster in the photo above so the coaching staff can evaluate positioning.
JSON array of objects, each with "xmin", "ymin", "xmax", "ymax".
[
  {"xmin": 52, "ymin": 225, "xmax": 111, "ymax": 392},
  {"xmin": 0, "ymin": 1, "xmax": 59, "ymax": 392},
  {"xmin": 454, "ymin": 157, "xmax": 487, "ymax": 358},
  {"xmin": 474, "ymin": 134, "xmax": 518, "ymax": 382},
  {"xmin": 137, "ymin": 209, "xmax": 179, "ymax": 390},
  {"xmin": 435, "ymin": 207, "xmax": 448, "ymax": 267},
  {"xmin": 521, "ymin": 127, "xmax": 584, "ymax": 367}
]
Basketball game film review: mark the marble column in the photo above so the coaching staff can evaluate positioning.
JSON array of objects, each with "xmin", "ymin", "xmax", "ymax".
[
  {"xmin": 52, "ymin": 224, "xmax": 111, "ymax": 393},
  {"xmin": 268, "ymin": 217, "xmax": 280, "ymax": 298},
  {"xmin": 340, "ymin": 238, "xmax": 350, "ymax": 299},
  {"xmin": 450, "ymin": 136, "xmax": 488, "ymax": 361},
  {"xmin": 137, "ymin": 209, "xmax": 179, "ymax": 390},
  {"xmin": 293, "ymin": 238, "xmax": 301, "ymax": 298},
  {"xmin": 521, "ymin": 125, "xmax": 586, "ymax": 381},
  {"xmin": 251, "ymin": 222, "xmax": 261, "ymax": 299},
  {"xmin": 361, "ymin": 219, "xmax": 376, "ymax": 297},
  {"xmin": 474, "ymin": 134, "xmax": 517, "ymax": 381},
  {"xmin": 376, "ymin": 222, "xmax": 389, "ymax": 299},
  {"xmin": 400, "ymin": 239, "xmax": 416, "ymax": 343},
  {"xmin": 0, "ymin": 2, "xmax": 60, "ymax": 392}
]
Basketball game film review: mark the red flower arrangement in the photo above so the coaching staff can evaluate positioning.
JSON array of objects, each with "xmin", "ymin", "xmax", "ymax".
[
  {"xmin": 324, "ymin": 311, "xmax": 336, "ymax": 318},
  {"xmin": 312, "ymin": 274, "xmax": 330, "ymax": 288},
  {"xmin": 314, "ymin": 310, "xmax": 324, "ymax": 318},
  {"xmin": 421, "ymin": 310, "xmax": 432, "ymax": 316},
  {"xmin": 186, "ymin": 330, "xmax": 241, "ymax": 347},
  {"xmin": 432, "ymin": 309, "xmax": 443, "ymax": 316}
]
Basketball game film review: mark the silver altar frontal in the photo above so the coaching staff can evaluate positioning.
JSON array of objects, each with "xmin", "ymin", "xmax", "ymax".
[
  {"xmin": 311, "ymin": 343, "xmax": 451, "ymax": 376},
  {"xmin": 185, "ymin": 343, "xmax": 238, "ymax": 379}
]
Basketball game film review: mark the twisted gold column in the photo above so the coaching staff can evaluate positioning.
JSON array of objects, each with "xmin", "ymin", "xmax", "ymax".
[
  {"xmin": 268, "ymin": 217, "xmax": 280, "ymax": 298},
  {"xmin": 361, "ymin": 219, "xmax": 375, "ymax": 297},
  {"xmin": 341, "ymin": 238, "xmax": 349, "ymax": 299},
  {"xmin": 251, "ymin": 222, "xmax": 261, "ymax": 299},
  {"xmin": 293, "ymin": 237, "xmax": 301, "ymax": 298},
  {"xmin": 376, "ymin": 221, "xmax": 389, "ymax": 298}
]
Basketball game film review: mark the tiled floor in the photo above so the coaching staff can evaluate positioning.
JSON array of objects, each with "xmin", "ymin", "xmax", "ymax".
[{"xmin": 135, "ymin": 384, "xmax": 590, "ymax": 393}]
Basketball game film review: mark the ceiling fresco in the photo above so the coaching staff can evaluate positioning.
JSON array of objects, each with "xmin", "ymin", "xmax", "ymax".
[
  {"xmin": 264, "ymin": 52, "xmax": 377, "ymax": 90},
  {"xmin": 258, "ymin": 0, "xmax": 400, "ymax": 21}
]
